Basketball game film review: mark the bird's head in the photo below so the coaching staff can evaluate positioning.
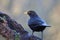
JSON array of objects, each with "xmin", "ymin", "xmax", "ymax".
[{"xmin": 24, "ymin": 10, "xmax": 38, "ymax": 17}]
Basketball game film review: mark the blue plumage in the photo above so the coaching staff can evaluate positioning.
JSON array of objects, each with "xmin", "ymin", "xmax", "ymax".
[
  {"xmin": 28, "ymin": 16, "xmax": 47, "ymax": 26},
  {"xmin": 27, "ymin": 10, "xmax": 50, "ymax": 32}
]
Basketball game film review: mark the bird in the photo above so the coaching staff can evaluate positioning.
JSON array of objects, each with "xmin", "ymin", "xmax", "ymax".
[{"xmin": 24, "ymin": 10, "xmax": 50, "ymax": 40}]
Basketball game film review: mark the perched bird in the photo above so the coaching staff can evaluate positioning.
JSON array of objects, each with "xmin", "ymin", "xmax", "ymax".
[{"xmin": 24, "ymin": 10, "xmax": 50, "ymax": 40}]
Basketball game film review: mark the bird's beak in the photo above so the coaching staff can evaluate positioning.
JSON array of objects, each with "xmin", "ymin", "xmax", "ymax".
[{"xmin": 24, "ymin": 11, "xmax": 27, "ymax": 14}]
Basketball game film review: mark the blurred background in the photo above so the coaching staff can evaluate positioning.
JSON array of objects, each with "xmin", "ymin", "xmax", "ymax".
[{"xmin": 0, "ymin": 0, "xmax": 60, "ymax": 40}]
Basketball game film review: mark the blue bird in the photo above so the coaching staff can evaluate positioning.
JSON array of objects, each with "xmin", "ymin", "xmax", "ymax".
[{"xmin": 24, "ymin": 10, "xmax": 50, "ymax": 40}]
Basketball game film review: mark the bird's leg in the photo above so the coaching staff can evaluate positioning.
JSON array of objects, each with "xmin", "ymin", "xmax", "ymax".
[
  {"xmin": 41, "ymin": 31, "xmax": 43, "ymax": 40},
  {"xmin": 32, "ymin": 31, "xmax": 34, "ymax": 36}
]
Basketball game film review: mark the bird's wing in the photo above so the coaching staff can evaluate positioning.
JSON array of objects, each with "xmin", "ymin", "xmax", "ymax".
[{"xmin": 28, "ymin": 17, "xmax": 48, "ymax": 26}]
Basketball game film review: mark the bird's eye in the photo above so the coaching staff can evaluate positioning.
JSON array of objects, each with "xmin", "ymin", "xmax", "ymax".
[
  {"xmin": 27, "ymin": 12, "xmax": 31, "ymax": 15},
  {"xmin": 28, "ymin": 12, "xmax": 31, "ymax": 14}
]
